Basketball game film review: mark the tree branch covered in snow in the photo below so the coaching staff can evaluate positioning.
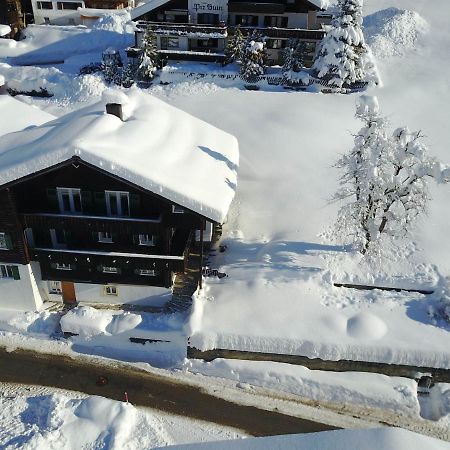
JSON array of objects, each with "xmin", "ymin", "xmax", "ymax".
[
  {"xmin": 224, "ymin": 26, "xmax": 244, "ymax": 65},
  {"xmin": 334, "ymin": 95, "xmax": 450, "ymax": 255},
  {"xmin": 312, "ymin": 0, "xmax": 380, "ymax": 88}
]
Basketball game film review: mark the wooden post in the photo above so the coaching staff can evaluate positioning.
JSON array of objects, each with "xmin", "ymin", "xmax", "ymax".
[{"xmin": 199, "ymin": 220, "xmax": 204, "ymax": 290}]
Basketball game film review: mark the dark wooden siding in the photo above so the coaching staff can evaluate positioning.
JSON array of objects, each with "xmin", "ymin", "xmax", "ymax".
[{"xmin": 0, "ymin": 189, "xmax": 29, "ymax": 264}]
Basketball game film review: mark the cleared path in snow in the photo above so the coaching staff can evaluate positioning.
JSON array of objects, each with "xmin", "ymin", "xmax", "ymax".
[{"xmin": 0, "ymin": 347, "xmax": 337, "ymax": 437}]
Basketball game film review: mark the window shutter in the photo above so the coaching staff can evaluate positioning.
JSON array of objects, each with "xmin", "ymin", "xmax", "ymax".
[
  {"xmin": 11, "ymin": 266, "xmax": 20, "ymax": 280},
  {"xmin": 46, "ymin": 188, "xmax": 59, "ymax": 212},
  {"xmin": 94, "ymin": 192, "xmax": 106, "ymax": 215},
  {"xmin": 132, "ymin": 234, "xmax": 138, "ymax": 245},
  {"xmin": 153, "ymin": 235, "xmax": 160, "ymax": 246},
  {"xmin": 81, "ymin": 191, "xmax": 93, "ymax": 212},
  {"xmin": 65, "ymin": 230, "xmax": 72, "ymax": 246},
  {"xmin": 130, "ymin": 194, "xmax": 140, "ymax": 215},
  {"xmin": 4, "ymin": 234, "xmax": 13, "ymax": 250}
]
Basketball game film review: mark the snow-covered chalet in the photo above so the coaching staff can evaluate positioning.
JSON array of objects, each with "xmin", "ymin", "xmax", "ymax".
[
  {"xmin": 130, "ymin": 0, "xmax": 329, "ymax": 66},
  {"xmin": 0, "ymin": 91, "xmax": 239, "ymax": 311}
]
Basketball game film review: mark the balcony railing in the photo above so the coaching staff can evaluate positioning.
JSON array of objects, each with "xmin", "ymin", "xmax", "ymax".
[
  {"xmin": 34, "ymin": 247, "xmax": 187, "ymax": 284},
  {"xmin": 231, "ymin": 26, "xmax": 325, "ymax": 40},
  {"xmin": 21, "ymin": 212, "xmax": 161, "ymax": 235},
  {"xmin": 136, "ymin": 21, "xmax": 228, "ymax": 38}
]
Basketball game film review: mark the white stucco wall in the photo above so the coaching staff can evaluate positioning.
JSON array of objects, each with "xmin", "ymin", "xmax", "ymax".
[
  {"xmin": 0, "ymin": 263, "xmax": 43, "ymax": 312},
  {"xmin": 66, "ymin": 282, "xmax": 171, "ymax": 307},
  {"xmin": 188, "ymin": 0, "xmax": 228, "ymax": 23},
  {"xmin": 32, "ymin": 0, "xmax": 84, "ymax": 25}
]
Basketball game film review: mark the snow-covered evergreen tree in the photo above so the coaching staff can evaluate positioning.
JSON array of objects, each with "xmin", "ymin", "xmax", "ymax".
[
  {"xmin": 121, "ymin": 62, "xmax": 135, "ymax": 88},
  {"xmin": 334, "ymin": 95, "xmax": 450, "ymax": 255},
  {"xmin": 224, "ymin": 26, "xmax": 244, "ymax": 65},
  {"xmin": 312, "ymin": 0, "xmax": 379, "ymax": 88},
  {"xmin": 240, "ymin": 32, "xmax": 267, "ymax": 83},
  {"xmin": 101, "ymin": 48, "xmax": 121, "ymax": 85},
  {"xmin": 138, "ymin": 27, "xmax": 158, "ymax": 81},
  {"xmin": 282, "ymin": 40, "xmax": 306, "ymax": 83}
]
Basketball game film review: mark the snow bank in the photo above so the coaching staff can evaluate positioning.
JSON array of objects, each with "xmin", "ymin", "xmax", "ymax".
[
  {"xmin": 161, "ymin": 428, "xmax": 450, "ymax": 450},
  {"xmin": 0, "ymin": 62, "xmax": 108, "ymax": 103},
  {"xmin": 0, "ymin": 89, "xmax": 239, "ymax": 223},
  {"xmin": 61, "ymin": 306, "xmax": 188, "ymax": 367},
  {"xmin": 0, "ymin": 310, "xmax": 60, "ymax": 337},
  {"xmin": 187, "ymin": 358, "xmax": 419, "ymax": 417},
  {"xmin": 0, "ymin": 393, "xmax": 170, "ymax": 449},
  {"xmin": 0, "ymin": 25, "xmax": 11, "ymax": 37},
  {"xmin": 9, "ymin": 20, "xmax": 133, "ymax": 65},
  {"xmin": 364, "ymin": 8, "xmax": 429, "ymax": 58}
]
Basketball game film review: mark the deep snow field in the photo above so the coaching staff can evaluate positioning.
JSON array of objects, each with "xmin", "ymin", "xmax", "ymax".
[{"xmin": 1, "ymin": 0, "xmax": 450, "ymax": 447}]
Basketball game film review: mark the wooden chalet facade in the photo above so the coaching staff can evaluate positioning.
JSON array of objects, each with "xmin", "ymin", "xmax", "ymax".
[
  {"xmin": 0, "ymin": 93, "xmax": 238, "ymax": 311},
  {"xmin": 130, "ymin": 0, "xmax": 327, "ymax": 66}
]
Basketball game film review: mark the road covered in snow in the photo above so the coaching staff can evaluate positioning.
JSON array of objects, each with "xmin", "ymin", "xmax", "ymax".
[{"xmin": 0, "ymin": 347, "xmax": 338, "ymax": 437}]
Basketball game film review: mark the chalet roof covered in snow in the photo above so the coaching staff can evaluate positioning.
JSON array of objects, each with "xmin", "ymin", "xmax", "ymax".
[
  {"xmin": 0, "ymin": 89, "xmax": 239, "ymax": 223},
  {"xmin": 0, "ymin": 94, "xmax": 56, "ymax": 137}
]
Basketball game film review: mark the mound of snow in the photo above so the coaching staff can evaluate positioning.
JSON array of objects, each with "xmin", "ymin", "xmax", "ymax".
[
  {"xmin": 0, "ymin": 310, "xmax": 60, "ymax": 337},
  {"xmin": 0, "ymin": 393, "xmax": 170, "ymax": 449},
  {"xmin": 91, "ymin": 12, "xmax": 135, "ymax": 34},
  {"xmin": 60, "ymin": 306, "xmax": 142, "ymax": 337},
  {"xmin": 364, "ymin": 8, "xmax": 429, "ymax": 58},
  {"xmin": 346, "ymin": 312, "xmax": 388, "ymax": 340}
]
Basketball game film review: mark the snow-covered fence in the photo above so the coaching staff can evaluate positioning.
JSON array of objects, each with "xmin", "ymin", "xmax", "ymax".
[{"xmin": 160, "ymin": 68, "xmax": 369, "ymax": 92}]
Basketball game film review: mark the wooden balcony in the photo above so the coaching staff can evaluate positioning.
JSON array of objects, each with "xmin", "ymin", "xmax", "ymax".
[{"xmin": 21, "ymin": 212, "xmax": 162, "ymax": 235}]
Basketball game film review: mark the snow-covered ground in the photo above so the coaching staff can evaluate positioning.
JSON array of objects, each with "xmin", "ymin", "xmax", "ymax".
[
  {"xmin": 0, "ymin": 383, "xmax": 244, "ymax": 449},
  {"xmin": 1, "ymin": 0, "xmax": 450, "ymax": 446}
]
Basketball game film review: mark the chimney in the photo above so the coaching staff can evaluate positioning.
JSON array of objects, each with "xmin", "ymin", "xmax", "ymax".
[{"xmin": 106, "ymin": 103, "xmax": 123, "ymax": 121}]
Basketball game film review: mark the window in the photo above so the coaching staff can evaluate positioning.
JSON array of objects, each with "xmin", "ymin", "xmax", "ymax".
[
  {"xmin": 266, "ymin": 39, "xmax": 286, "ymax": 49},
  {"xmin": 102, "ymin": 266, "xmax": 119, "ymax": 274},
  {"xmin": 37, "ymin": 1, "xmax": 53, "ymax": 9},
  {"xmin": 138, "ymin": 234, "xmax": 154, "ymax": 246},
  {"xmin": 98, "ymin": 232, "xmax": 113, "ymax": 243},
  {"xmin": 264, "ymin": 16, "xmax": 288, "ymax": 28},
  {"xmin": 197, "ymin": 13, "xmax": 219, "ymax": 25},
  {"xmin": 50, "ymin": 229, "xmax": 67, "ymax": 249},
  {"xmin": 49, "ymin": 281, "xmax": 62, "ymax": 294},
  {"xmin": 160, "ymin": 37, "xmax": 179, "ymax": 50},
  {"xmin": 57, "ymin": 1, "xmax": 82, "ymax": 9},
  {"xmin": 57, "ymin": 187, "xmax": 82, "ymax": 214},
  {"xmin": 55, "ymin": 263, "xmax": 72, "ymax": 271},
  {"xmin": 172, "ymin": 205, "xmax": 184, "ymax": 214},
  {"xmin": 0, "ymin": 233, "xmax": 11, "ymax": 250},
  {"xmin": 235, "ymin": 15, "xmax": 258, "ymax": 26},
  {"xmin": 104, "ymin": 285, "xmax": 118, "ymax": 296},
  {"xmin": 0, "ymin": 265, "xmax": 20, "ymax": 280},
  {"xmin": 138, "ymin": 269, "xmax": 156, "ymax": 276},
  {"xmin": 195, "ymin": 38, "xmax": 219, "ymax": 49},
  {"xmin": 105, "ymin": 191, "xmax": 130, "ymax": 217}
]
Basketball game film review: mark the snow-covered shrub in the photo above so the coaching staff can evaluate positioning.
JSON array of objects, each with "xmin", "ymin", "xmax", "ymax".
[
  {"xmin": 224, "ymin": 26, "xmax": 244, "ymax": 65},
  {"xmin": 240, "ymin": 32, "xmax": 267, "ymax": 83},
  {"xmin": 312, "ymin": 0, "xmax": 380, "ymax": 89},
  {"xmin": 334, "ymin": 95, "xmax": 450, "ymax": 255}
]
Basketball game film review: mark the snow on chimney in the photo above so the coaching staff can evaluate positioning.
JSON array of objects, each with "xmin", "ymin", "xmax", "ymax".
[{"xmin": 106, "ymin": 103, "xmax": 123, "ymax": 121}]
